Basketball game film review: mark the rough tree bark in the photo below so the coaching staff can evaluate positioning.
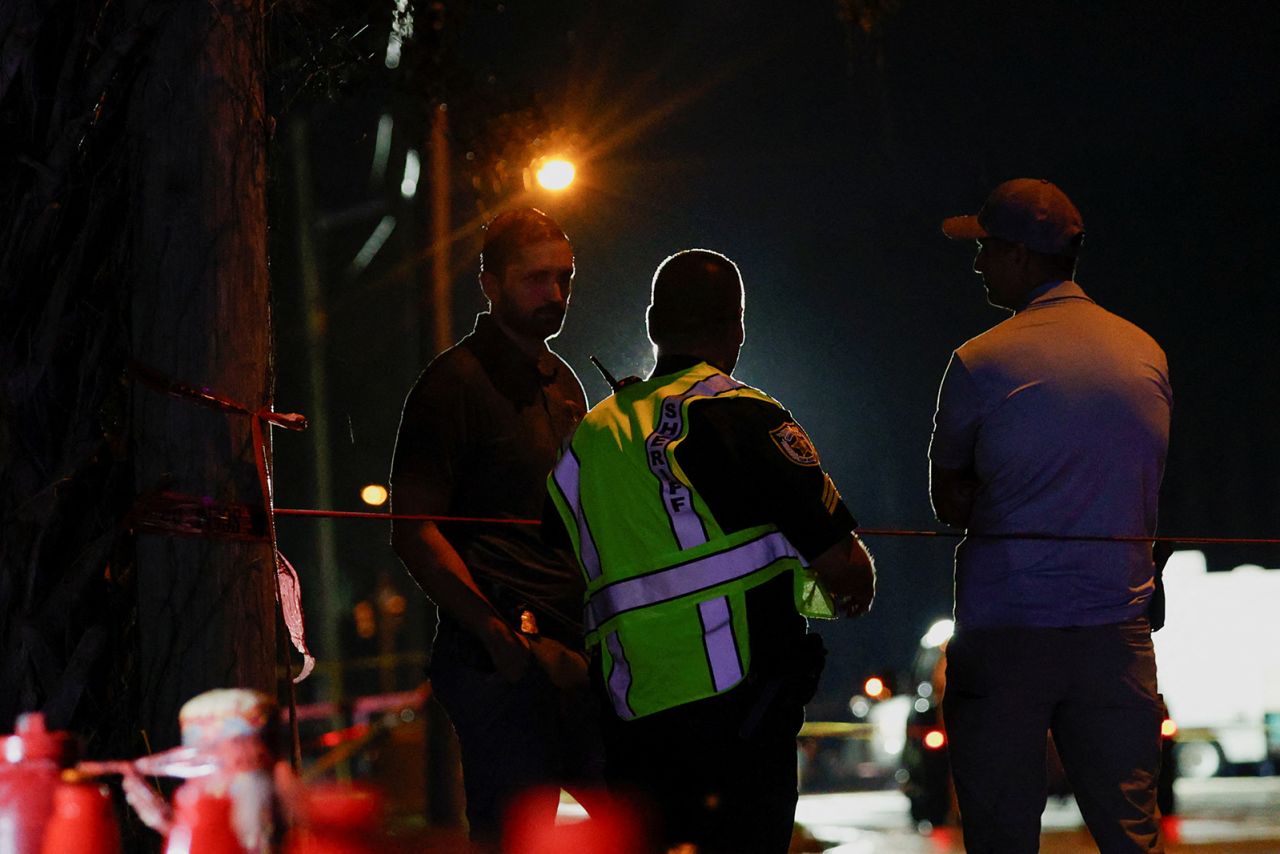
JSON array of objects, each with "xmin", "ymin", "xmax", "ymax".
[
  {"xmin": 0, "ymin": 0, "xmax": 277, "ymax": 760},
  {"xmin": 126, "ymin": 0, "xmax": 277, "ymax": 749}
]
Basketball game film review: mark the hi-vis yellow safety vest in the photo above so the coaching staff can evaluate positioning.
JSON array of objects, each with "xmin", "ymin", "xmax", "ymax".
[{"xmin": 547, "ymin": 362, "xmax": 835, "ymax": 720}]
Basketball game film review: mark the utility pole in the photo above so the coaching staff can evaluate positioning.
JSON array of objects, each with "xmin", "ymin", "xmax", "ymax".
[
  {"xmin": 430, "ymin": 102, "xmax": 453, "ymax": 355},
  {"xmin": 288, "ymin": 117, "xmax": 347, "ymax": 716},
  {"xmin": 423, "ymin": 97, "xmax": 466, "ymax": 828}
]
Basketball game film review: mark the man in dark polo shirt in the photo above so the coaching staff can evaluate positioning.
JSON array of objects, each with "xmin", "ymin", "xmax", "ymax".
[{"xmin": 391, "ymin": 208, "xmax": 601, "ymax": 847}]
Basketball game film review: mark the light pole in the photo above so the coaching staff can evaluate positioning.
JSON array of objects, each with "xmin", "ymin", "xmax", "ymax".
[{"xmin": 429, "ymin": 103, "xmax": 452, "ymax": 356}]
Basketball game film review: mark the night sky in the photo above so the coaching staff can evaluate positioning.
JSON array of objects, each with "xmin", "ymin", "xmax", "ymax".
[{"xmin": 272, "ymin": 1, "xmax": 1280, "ymax": 711}]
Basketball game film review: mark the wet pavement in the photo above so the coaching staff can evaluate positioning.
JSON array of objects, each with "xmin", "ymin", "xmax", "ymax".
[{"xmin": 794, "ymin": 777, "xmax": 1280, "ymax": 852}]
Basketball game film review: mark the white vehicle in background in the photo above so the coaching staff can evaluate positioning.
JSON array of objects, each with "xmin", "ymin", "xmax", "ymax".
[
  {"xmin": 797, "ymin": 677, "xmax": 911, "ymax": 793},
  {"xmin": 852, "ymin": 678, "xmax": 912, "ymax": 773},
  {"xmin": 1155, "ymin": 550, "xmax": 1280, "ymax": 777}
]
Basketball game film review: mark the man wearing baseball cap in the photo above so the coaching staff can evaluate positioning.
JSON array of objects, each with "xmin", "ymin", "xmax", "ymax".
[{"xmin": 930, "ymin": 179, "xmax": 1172, "ymax": 852}]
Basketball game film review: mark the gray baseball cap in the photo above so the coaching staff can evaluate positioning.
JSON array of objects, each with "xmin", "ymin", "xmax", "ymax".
[{"xmin": 942, "ymin": 178, "xmax": 1084, "ymax": 255}]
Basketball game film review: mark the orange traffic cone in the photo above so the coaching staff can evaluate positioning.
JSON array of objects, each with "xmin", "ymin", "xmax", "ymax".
[
  {"xmin": 164, "ymin": 790, "xmax": 246, "ymax": 854},
  {"xmin": 282, "ymin": 784, "xmax": 387, "ymax": 854},
  {"xmin": 40, "ymin": 782, "xmax": 122, "ymax": 854}
]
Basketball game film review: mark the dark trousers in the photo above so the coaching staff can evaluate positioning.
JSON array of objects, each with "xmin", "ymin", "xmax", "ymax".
[
  {"xmin": 600, "ymin": 673, "xmax": 807, "ymax": 854},
  {"xmin": 429, "ymin": 624, "xmax": 606, "ymax": 847},
  {"xmin": 944, "ymin": 618, "xmax": 1165, "ymax": 854}
]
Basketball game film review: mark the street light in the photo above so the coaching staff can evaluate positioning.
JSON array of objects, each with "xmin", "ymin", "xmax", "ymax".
[
  {"xmin": 533, "ymin": 156, "xmax": 576, "ymax": 191},
  {"xmin": 360, "ymin": 484, "xmax": 389, "ymax": 506}
]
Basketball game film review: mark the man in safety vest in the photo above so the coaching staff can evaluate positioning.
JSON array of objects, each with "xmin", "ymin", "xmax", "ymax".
[{"xmin": 546, "ymin": 249, "xmax": 877, "ymax": 853}]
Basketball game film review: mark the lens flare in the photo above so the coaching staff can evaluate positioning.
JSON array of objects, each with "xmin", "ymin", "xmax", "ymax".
[{"xmin": 536, "ymin": 158, "xmax": 576, "ymax": 191}]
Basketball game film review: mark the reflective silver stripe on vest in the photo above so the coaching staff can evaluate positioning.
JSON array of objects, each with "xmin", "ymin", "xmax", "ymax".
[
  {"xmin": 604, "ymin": 630, "xmax": 636, "ymax": 720},
  {"xmin": 552, "ymin": 448, "xmax": 601, "ymax": 581},
  {"xmin": 645, "ymin": 374, "xmax": 743, "ymax": 550},
  {"xmin": 585, "ymin": 530, "xmax": 801, "ymax": 632},
  {"xmin": 697, "ymin": 596, "xmax": 743, "ymax": 691}
]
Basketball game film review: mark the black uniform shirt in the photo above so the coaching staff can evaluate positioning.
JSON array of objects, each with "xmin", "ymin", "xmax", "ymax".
[
  {"xmin": 671, "ymin": 365, "xmax": 856, "ymax": 562},
  {"xmin": 667, "ymin": 357, "xmax": 856, "ymax": 674}
]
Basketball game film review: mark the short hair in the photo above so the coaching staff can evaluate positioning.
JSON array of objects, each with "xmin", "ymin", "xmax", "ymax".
[
  {"xmin": 647, "ymin": 249, "xmax": 744, "ymax": 348},
  {"xmin": 480, "ymin": 208, "xmax": 570, "ymax": 276}
]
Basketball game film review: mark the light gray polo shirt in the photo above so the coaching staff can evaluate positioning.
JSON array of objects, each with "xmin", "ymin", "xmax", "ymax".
[{"xmin": 930, "ymin": 280, "xmax": 1172, "ymax": 629}]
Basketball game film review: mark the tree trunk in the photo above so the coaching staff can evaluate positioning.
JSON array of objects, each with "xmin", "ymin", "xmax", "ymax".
[
  {"xmin": 128, "ymin": 0, "xmax": 276, "ymax": 750},
  {"xmin": 1, "ymin": 0, "xmax": 277, "ymax": 772}
]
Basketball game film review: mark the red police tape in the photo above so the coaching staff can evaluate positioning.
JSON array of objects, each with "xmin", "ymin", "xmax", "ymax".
[
  {"xmin": 129, "ymin": 355, "xmax": 1276, "ymax": 691},
  {"xmin": 128, "ymin": 363, "xmax": 315, "ymax": 690},
  {"xmin": 125, "ymin": 360, "xmax": 1277, "ymax": 783},
  {"xmin": 273, "ymin": 508, "xmax": 1280, "ymax": 546}
]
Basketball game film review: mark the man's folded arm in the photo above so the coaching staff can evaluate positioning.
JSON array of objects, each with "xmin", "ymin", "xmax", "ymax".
[
  {"xmin": 930, "ymin": 462, "xmax": 977, "ymax": 529},
  {"xmin": 390, "ymin": 476, "xmax": 531, "ymax": 681},
  {"xmin": 929, "ymin": 352, "xmax": 981, "ymax": 529}
]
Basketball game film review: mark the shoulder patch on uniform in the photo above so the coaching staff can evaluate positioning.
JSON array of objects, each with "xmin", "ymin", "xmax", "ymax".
[{"xmin": 769, "ymin": 421, "xmax": 821, "ymax": 467}]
